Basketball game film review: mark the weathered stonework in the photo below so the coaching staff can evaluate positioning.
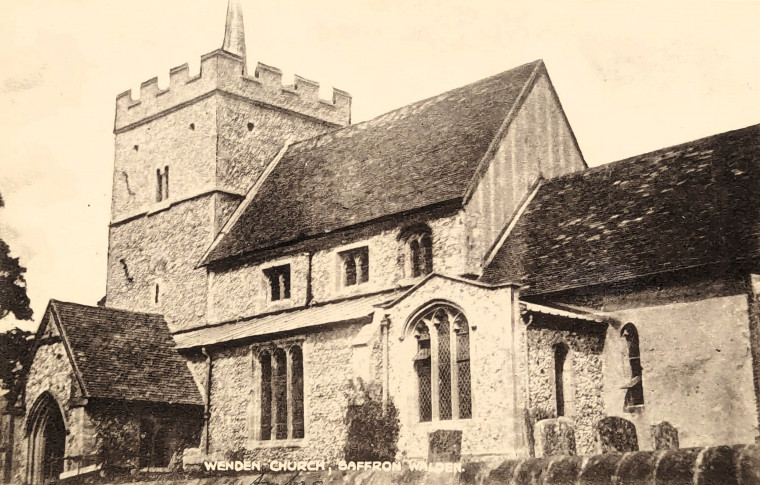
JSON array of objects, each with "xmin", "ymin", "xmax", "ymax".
[
  {"xmin": 107, "ymin": 197, "xmax": 217, "ymax": 332},
  {"xmin": 525, "ymin": 325, "xmax": 605, "ymax": 455},
  {"xmin": 207, "ymin": 210, "xmax": 467, "ymax": 325},
  {"xmin": 205, "ymin": 323, "xmax": 362, "ymax": 463}
]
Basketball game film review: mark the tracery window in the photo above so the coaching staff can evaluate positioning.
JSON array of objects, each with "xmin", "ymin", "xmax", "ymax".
[
  {"xmin": 411, "ymin": 304, "xmax": 471, "ymax": 422},
  {"xmin": 258, "ymin": 344, "xmax": 305, "ymax": 441},
  {"xmin": 621, "ymin": 323, "xmax": 644, "ymax": 410}
]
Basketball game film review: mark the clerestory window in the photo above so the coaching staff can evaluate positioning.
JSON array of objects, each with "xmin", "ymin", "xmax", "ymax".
[
  {"xmin": 412, "ymin": 304, "xmax": 471, "ymax": 422},
  {"xmin": 340, "ymin": 247, "xmax": 369, "ymax": 287},
  {"xmin": 264, "ymin": 264, "xmax": 291, "ymax": 302},
  {"xmin": 400, "ymin": 224, "xmax": 433, "ymax": 278}
]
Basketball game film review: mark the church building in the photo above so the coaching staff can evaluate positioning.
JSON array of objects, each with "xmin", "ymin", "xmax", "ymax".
[{"xmin": 3, "ymin": 1, "xmax": 760, "ymax": 483}]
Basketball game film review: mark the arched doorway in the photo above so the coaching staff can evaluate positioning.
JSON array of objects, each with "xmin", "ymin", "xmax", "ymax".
[{"xmin": 26, "ymin": 393, "xmax": 66, "ymax": 484}]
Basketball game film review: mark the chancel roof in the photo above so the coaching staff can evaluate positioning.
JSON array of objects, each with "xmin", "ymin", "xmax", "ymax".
[{"xmin": 481, "ymin": 123, "xmax": 760, "ymax": 293}]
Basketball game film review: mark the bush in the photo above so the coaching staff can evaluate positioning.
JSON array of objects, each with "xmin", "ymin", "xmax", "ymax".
[{"xmin": 344, "ymin": 385, "xmax": 400, "ymax": 462}]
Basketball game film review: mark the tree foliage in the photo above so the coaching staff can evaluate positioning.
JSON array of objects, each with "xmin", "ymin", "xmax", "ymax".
[
  {"xmin": 0, "ymin": 191, "xmax": 33, "ymax": 321},
  {"xmin": 0, "ymin": 191, "xmax": 35, "ymax": 404},
  {"xmin": 0, "ymin": 238, "xmax": 33, "ymax": 321},
  {"xmin": 0, "ymin": 327, "xmax": 34, "ymax": 403}
]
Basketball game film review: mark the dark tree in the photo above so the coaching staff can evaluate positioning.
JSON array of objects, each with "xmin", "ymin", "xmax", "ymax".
[
  {"xmin": 0, "ymin": 191, "xmax": 33, "ymax": 321},
  {"xmin": 0, "ymin": 191, "xmax": 35, "ymax": 404},
  {"xmin": 0, "ymin": 327, "xmax": 34, "ymax": 403}
]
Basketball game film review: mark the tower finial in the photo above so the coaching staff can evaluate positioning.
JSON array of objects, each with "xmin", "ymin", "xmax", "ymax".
[{"xmin": 222, "ymin": 0, "xmax": 246, "ymax": 62}]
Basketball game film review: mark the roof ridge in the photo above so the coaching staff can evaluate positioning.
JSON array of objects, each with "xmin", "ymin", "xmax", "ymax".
[
  {"xmin": 554, "ymin": 121, "xmax": 760, "ymax": 184},
  {"xmin": 51, "ymin": 299, "xmax": 166, "ymax": 319},
  {"xmin": 286, "ymin": 59, "xmax": 544, "ymax": 152}
]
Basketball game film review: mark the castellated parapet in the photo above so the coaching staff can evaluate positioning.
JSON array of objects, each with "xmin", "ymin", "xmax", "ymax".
[{"xmin": 114, "ymin": 50, "xmax": 351, "ymax": 132}]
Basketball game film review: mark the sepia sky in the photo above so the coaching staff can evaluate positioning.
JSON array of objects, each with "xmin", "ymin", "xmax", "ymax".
[{"xmin": 1, "ymin": 0, "xmax": 760, "ymax": 332}]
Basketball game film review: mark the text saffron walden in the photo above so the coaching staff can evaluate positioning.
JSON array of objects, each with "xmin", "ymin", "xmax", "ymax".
[{"xmin": 202, "ymin": 461, "xmax": 464, "ymax": 473}]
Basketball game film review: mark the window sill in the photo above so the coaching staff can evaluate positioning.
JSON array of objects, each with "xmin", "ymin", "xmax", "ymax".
[
  {"xmin": 247, "ymin": 438, "xmax": 306, "ymax": 449},
  {"xmin": 414, "ymin": 418, "xmax": 472, "ymax": 430},
  {"xmin": 265, "ymin": 298, "xmax": 294, "ymax": 312}
]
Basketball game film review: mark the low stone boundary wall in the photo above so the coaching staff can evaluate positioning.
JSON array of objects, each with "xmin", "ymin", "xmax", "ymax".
[
  {"xmin": 70, "ymin": 444, "xmax": 760, "ymax": 485},
  {"xmin": 487, "ymin": 444, "xmax": 760, "ymax": 484}
]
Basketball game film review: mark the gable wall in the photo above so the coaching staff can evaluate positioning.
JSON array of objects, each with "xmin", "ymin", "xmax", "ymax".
[
  {"xmin": 23, "ymin": 319, "xmax": 97, "ymax": 477},
  {"xmin": 464, "ymin": 72, "xmax": 585, "ymax": 273},
  {"xmin": 384, "ymin": 279, "xmax": 527, "ymax": 461}
]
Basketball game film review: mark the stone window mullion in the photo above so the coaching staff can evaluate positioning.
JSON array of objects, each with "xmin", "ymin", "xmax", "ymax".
[
  {"xmin": 429, "ymin": 319, "xmax": 441, "ymax": 420},
  {"xmin": 250, "ymin": 351, "xmax": 262, "ymax": 441},
  {"xmin": 286, "ymin": 347, "xmax": 294, "ymax": 440},
  {"xmin": 451, "ymin": 318, "xmax": 460, "ymax": 420}
]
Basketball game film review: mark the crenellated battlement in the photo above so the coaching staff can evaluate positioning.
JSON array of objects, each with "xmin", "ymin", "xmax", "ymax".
[{"xmin": 115, "ymin": 50, "xmax": 351, "ymax": 132}]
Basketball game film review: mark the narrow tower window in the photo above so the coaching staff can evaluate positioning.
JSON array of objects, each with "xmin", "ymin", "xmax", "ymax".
[{"xmin": 155, "ymin": 166, "xmax": 169, "ymax": 202}]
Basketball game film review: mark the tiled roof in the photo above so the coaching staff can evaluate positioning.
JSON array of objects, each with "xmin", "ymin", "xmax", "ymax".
[
  {"xmin": 203, "ymin": 60, "xmax": 543, "ymax": 264},
  {"xmin": 49, "ymin": 301, "xmax": 203, "ymax": 406},
  {"xmin": 174, "ymin": 290, "xmax": 404, "ymax": 349},
  {"xmin": 481, "ymin": 123, "xmax": 760, "ymax": 294}
]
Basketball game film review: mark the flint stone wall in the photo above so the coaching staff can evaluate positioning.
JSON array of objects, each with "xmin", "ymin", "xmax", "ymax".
[
  {"xmin": 206, "ymin": 323, "xmax": 362, "ymax": 463},
  {"xmin": 526, "ymin": 326, "xmax": 605, "ymax": 455}
]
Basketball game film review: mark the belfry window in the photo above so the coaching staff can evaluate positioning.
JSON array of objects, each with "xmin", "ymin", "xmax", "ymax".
[
  {"xmin": 411, "ymin": 304, "xmax": 471, "ymax": 422},
  {"xmin": 621, "ymin": 323, "xmax": 644, "ymax": 410},
  {"xmin": 258, "ymin": 344, "xmax": 305, "ymax": 441},
  {"xmin": 340, "ymin": 247, "xmax": 369, "ymax": 287},
  {"xmin": 264, "ymin": 264, "xmax": 291, "ymax": 302},
  {"xmin": 155, "ymin": 166, "xmax": 169, "ymax": 202}
]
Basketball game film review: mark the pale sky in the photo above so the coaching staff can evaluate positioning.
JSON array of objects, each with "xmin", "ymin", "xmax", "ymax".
[{"xmin": 1, "ymin": 0, "xmax": 760, "ymax": 332}]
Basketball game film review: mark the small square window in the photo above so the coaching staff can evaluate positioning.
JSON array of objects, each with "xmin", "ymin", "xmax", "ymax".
[
  {"xmin": 339, "ymin": 247, "xmax": 369, "ymax": 287},
  {"xmin": 264, "ymin": 265, "xmax": 291, "ymax": 302}
]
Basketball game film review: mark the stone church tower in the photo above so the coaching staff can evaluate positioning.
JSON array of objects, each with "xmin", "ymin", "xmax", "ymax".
[{"xmin": 105, "ymin": 1, "xmax": 351, "ymax": 332}]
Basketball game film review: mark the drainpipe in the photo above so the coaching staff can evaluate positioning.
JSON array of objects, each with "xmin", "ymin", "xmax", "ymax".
[
  {"xmin": 201, "ymin": 347, "xmax": 212, "ymax": 454},
  {"xmin": 306, "ymin": 252, "xmax": 313, "ymax": 306},
  {"xmin": 381, "ymin": 315, "xmax": 390, "ymax": 413}
]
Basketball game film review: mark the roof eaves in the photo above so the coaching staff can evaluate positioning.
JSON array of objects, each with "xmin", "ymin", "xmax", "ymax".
[{"xmin": 461, "ymin": 59, "xmax": 543, "ymax": 205}]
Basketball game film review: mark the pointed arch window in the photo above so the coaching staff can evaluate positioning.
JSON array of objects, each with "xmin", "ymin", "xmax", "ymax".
[
  {"xmin": 258, "ymin": 344, "xmax": 305, "ymax": 441},
  {"xmin": 401, "ymin": 225, "xmax": 433, "ymax": 278},
  {"xmin": 621, "ymin": 323, "xmax": 644, "ymax": 410},
  {"xmin": 411, "ymin": 304, "xmax": 471, "ymax": 422}
]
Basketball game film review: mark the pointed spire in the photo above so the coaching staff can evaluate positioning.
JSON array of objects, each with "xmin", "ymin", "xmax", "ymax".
[{"xmin": 222, "ymin": 0, "xmax": 246, "ymax": 62}]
